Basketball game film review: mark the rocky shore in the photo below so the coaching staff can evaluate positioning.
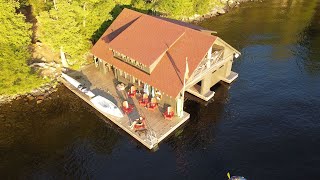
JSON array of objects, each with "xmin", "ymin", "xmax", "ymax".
[
  {"xmin": 185, "ymin": 0, "xmax": 261, "ymax": 23},
  {"xmin": 0, "ymin": 81, "xmax": 61, "ymax": 106},
  {"xmin": 0, "ymin": 61, "xmax": 63, "ymax": 105}
]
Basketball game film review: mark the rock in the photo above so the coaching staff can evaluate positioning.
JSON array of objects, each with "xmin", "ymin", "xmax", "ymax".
[
  {"xmin": 36, "ymin": 41, "xmax": 42, "ymax": 47},
  {"xmin": 37, "ymin": 95, "xmax": 45, "ymax": 100},
  {"xmin": 40, "ymin": 88, "xmax": 46, "ymax": 93},
  {"xmin": 194, "ymin": 14, "xmax": 201, "ymax": 18},
  {"xmin": 204, "ymin": 14, "xmax": 211, "ymax": 19},
  {"xmin": 217, "ymin": 8, "xmax": 226, "ymax": 14},
  {"xmin": 44, "ymin": 92, "xmax": 50, "ymax": 98},
  {"xmin": 27, "ymin": 95, "xmax": 35, "ymax": 101},
  {"xmin": 44, "ymin": 86, "xmax": 51, "ymax": 91},
  {"xmin": 210, "ymin": 8, "xmax": 219, "ymax": 16},
  {"xmin": 31, "ymin": 89, "xmax": 42, "ymax": 96},
  {"xmin": 36, "ymin": 99, "xmax": 43, "ymax": 104}
]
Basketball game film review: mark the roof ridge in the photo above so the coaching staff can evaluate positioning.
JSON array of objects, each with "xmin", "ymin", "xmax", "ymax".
[{"xmin": 122, "ymin": 8, "xmax": 216, "ymax": 38}]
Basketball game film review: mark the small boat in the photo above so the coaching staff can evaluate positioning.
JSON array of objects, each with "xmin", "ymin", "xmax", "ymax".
[
  {"xmin": 229, "ymin": 177, "xmax": 247, "ymax": 180},
  {"xmin": 90, "ymin": 95, "xmax": 124, "ymax": 118},
  {"xmin": 61, "ymin": 73, "xmax": 95, "ymax": 98},
  {"xmin": 227, "ymin": 172, "xmax": 247, "ymax": 180}
]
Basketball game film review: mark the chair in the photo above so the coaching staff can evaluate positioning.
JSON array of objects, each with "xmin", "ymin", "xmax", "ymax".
[
  {"xmin": 139, "ymin": 93, "xmax": 149, "ymax": 106},
  {"xmin": 147, "ymin": 98, "xmax": 158, "ymax": 111},
  {"xmin": 133, "ymin": 117, "xmax": 146, "ymax": 131},
  {"xmin": 122, "ymin": 101, "xmax": 134, "ymax": 114},
  {"xmin": 163, "ymin": 106, "xmax": 174, "ymax": 120},
  {"xmin": 127, "ymin": 86, "xmax": 136, "ymax": 98}
]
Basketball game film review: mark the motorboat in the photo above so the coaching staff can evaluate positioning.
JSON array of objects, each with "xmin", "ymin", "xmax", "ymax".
[{"xmin": 61, "ymin": 73, "xmax": 95, "ymax": 98}]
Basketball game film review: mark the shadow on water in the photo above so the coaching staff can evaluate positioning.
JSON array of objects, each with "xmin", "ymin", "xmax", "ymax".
[{"xmin": 0, "ymin": 86, "xmax": 120, "ymax": 179}]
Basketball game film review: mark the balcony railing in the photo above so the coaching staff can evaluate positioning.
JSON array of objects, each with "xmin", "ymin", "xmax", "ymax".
[{"xmin": 191, "ymin": 50, "xmax": 224, "ymax": 80}]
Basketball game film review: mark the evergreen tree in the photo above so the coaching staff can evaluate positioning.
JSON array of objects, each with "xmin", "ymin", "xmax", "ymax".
[
  {"xmin": 0, "ymin": 0, "xmax": 45, "ymax": 95},
  {"xmin": 157, "ymin": 0, "xmax": 194, "ymax": 18},
  {"xmin": 37, "ymin": 0, "xmax": 115, "ymax": 68},
  {"xmin": 37, "ymin": 0, "xmax": 89, "ymax": 68}
]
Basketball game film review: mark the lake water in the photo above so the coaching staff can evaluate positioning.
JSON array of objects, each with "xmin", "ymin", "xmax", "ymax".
[{"xmin": 1, "ymin": 0, "xmax": 320, "ymax": 179}]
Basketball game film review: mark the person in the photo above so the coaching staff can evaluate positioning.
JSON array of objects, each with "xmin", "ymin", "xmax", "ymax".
[
  {"xmin": 116, "ymin": 83, "xmax": 127, "ymax": 99},
  {"xmin": 116, "ymin": 83, "xmax": 125, "ymax": 91},
  {"xmin": 155, "ymin": 90, "xmax": 162, "ymax": 101},
  {"xmin": 130, "ymin": 117, "xmax": 145, "ymax": 129}
]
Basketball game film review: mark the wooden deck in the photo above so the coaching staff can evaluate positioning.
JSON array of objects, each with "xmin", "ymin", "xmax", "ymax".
[{"xmin": 61, "ymin": 64, "xmax": 190, "ymax": 150}]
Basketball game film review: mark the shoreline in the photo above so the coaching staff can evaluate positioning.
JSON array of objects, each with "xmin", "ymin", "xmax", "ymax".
[
  {"xmin": 0, "ymin": 0, "xmax": 255, "ymax": 105},
  {"xmin": 184, "ymin": 0, "xmax": 254, "ymax": 23},
  {"xmin": 0, "ymin": 61, "xmax": 64, "ymax": 105},
  {"xmin": 0, "ymin": 81, "xmax": 61, "ymax": 106}
]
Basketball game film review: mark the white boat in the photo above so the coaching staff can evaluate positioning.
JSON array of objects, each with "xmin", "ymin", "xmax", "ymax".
[
  {"xmin": 61, "ymin": 73, "xmax": 95, "ymax": 98},
  {"xmin": 229, "ymin": 177, "xmax": 247, "ymax": 180},
  {"xmin": 90, "ymin": 95, "xmax": 124, "ymax": 118},
  {"xmin": 227, "ymin": 172, "xmax": 247, "ymax": 180}
]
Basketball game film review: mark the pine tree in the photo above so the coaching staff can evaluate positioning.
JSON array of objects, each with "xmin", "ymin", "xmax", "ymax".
[
  {"xmin": 0, "ymin": 0, "xmax": 45, "ymax": 95},
  {"xmin": 157, "ymin": 0, "xmax": 194, "ymax": 18},
  {"xmin": 37, "ymin": 0, "xmax": 115, "ymax": 68},
  {"xmin": 37, "ymin": 0, "xmax": 89, "ymax": 68}
]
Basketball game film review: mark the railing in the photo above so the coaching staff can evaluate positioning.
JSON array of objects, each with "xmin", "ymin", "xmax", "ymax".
[
  {"xmin": 210, "ymin": 50, "xmax": 224, "ymax": 64},
  {"xmin": 146, "ymin": 130, "xmax": 158, "ymax": 148},
  {"xmin": 191, "ymin": 50, "xmax": 224, "ymax": 80},
  {"xmin": 139, "ymin": 109, "xmax": 158, "ymax": 148}
]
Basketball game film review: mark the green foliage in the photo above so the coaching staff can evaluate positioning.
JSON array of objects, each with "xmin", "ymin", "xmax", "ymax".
[
  {"xmin": 194, "ymin": 0, "xmax": 211, "ymax": 15},
  {"xmin": 36, "ymin": 0, "xmax": 115, "ymax": 68},
  {"xmin": 37, "ymin": 1, "xmax": 90, "ymax": 68},
  {"xmin": 28, "ymin": 0, "xmax": 52, "ymax": 15},
  {"xmin": 0, "ymin": 0, "xmax": 46, "ymax": 95},
  {"xmin": 157, "ymin": 0, "xmax": 194, "ymax": 18},
  {"xmin": 132, "ymin": 0, "xmax": 154, "ymax": 10},
  {"xmin": 83, "ymin": 0, "xmax": 115, "ymax": 41}
]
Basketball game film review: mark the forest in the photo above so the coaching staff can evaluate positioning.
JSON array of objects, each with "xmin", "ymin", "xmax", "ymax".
[{"xmin": 0, "ymin": 0, "xmax": 224, "ymax": 95}]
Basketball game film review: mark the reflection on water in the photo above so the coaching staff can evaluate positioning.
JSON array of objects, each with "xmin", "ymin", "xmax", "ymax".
[
  {"xmin": 1, "ymin": 0, "xmax": 320, "ymax": 179},
  {"xmin": 169, "ymin": 84, "xmax": 230, "ymax": 151},
  {"xmin": 294, "ymin": 2, "xmax": 320, "ymax": 74}
]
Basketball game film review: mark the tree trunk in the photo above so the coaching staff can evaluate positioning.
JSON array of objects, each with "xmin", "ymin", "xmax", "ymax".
[
  {"xmin": 60, "ymin": 47, "xmax": 69, "ymax": 67},
  {"xmin": 83, "ymin": 3, "xmax": 86, "ymax": 27},
  {"xmin": 53, "ymin": 0, "xmax": 57, "ymax": 10}
]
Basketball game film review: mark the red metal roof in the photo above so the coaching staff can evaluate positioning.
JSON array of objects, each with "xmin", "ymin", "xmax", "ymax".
[
  {"xmin": 91, "ymin": 8, "xmax": 217, "ymax": 98},
  {"xmin": 109, "ymin": 14, "xmax": 186, "ymax": 66}
]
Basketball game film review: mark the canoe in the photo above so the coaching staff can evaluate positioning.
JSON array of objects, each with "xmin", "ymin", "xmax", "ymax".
[
  {"xmin": 61, "ymin": 73, "xmax": 95, "ymax": 98},
  {"xmin": 90, "ymin": 95, "xmax": 124, "ymax": 118}
]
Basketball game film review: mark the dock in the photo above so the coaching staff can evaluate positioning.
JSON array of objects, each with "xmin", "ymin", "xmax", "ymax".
[{"xmin": 61, "ymin": 64, "xmax": 190, "ymax": 150}]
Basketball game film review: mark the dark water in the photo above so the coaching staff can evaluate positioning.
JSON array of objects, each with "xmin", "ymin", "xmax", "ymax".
[{"xmin": 1, "ymin": 0, "xmax": 320, "ymax": 179}]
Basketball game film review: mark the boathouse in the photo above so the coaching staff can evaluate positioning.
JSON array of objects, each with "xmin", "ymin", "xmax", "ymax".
[{"xmin": 91, "ymin": 8, "xmax": 240, "ymax": 117}]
